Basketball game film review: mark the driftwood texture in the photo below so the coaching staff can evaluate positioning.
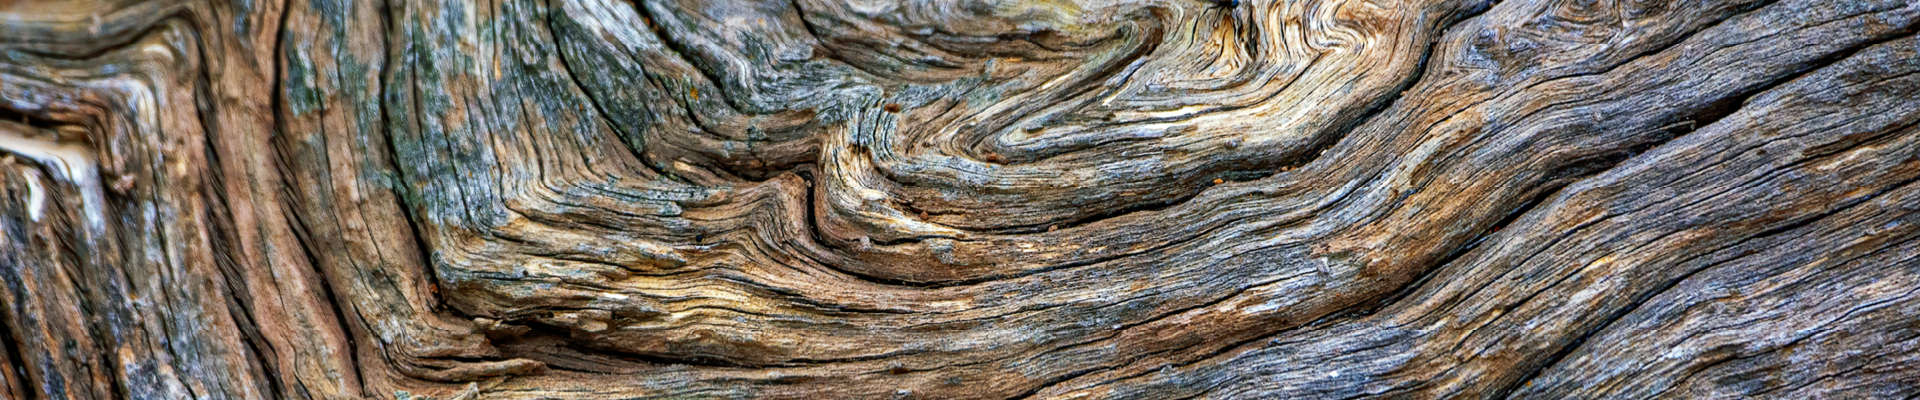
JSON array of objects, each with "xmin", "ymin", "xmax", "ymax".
[{"xmin": 2, "ymin": 0, "xmax": 1919, "ymax": 398}]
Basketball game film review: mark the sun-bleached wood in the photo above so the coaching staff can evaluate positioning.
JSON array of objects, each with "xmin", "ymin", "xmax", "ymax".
[{"xmin": 2, "ymin": 0, "xmax": 1918, "ymax": 398}]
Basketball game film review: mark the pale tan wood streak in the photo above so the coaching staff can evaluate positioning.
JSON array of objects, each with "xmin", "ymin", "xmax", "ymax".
[{"xmin": 0, "ymin": 0, "xmax": 1915, "ymax": 399}]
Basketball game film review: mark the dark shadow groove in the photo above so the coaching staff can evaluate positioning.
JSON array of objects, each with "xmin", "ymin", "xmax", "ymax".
[
  {"xmin": 542, "ymin": 2, "xmax": 687, "ymax": 183},
  {"xmin": 1511, "ymin": 0, "xmax": 1782, "ymax": 98},
  {"xmin": 627, "ymin": 0, "xmax": 744, "ymax": 112},
  {"xmin": 0, "ymin": 230, "xmax": 40, "ymax": 399},
  {"xmin": 975, "ymin": 0, "xmax": 1501, "ymax": 237},
  {"xmin": 0, "ymin": 6, "xmax": 192, "ymax": 63},
  {"xmin": 813, "ymin": 0, "xmax": 1507, "ymax": 291},
  {"xmin": 265, "ymin": 15, "xmax": 366, "ymax": 385},
  {"xmin": 221, "ymin": 2, "xmax": 299, "ymax": 399},
  {"xmin": 1490, "ymin": 33, "xmax": 1920, "ymax": 396},
  {"xmin": 1007, "ymin": 271, "xmax": 1317, "ymax": 398},
  {"xmin": 181, "ymin": 7, "xmax": 281, "ymax": 398},
  {"xmin": 1500, "ymin": 171, "xmax": 1920, "ymax": 400},
  {"xmin": 1134, "ymin": 0, "xmax": 1512, "ymax": 331},
  {"xmin": 0, "ymin": 109, "xmax": 70, "ymax": 134}
]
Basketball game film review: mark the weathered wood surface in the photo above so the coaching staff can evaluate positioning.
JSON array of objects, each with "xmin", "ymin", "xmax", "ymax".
[{"xmin": 2, "ymin": 0, "xmax": 1918, "ymax": 398}]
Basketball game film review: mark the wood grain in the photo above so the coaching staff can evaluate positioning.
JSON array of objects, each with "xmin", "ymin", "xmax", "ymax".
[{"xmin": 1, "ymin": 0, "xmax": 1916, "ymax": 398}]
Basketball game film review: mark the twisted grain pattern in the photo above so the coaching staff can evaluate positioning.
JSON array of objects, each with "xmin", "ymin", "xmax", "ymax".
[{"xmin": 1, "ymin": 0, "xmax": 1917, "ymax": 398}]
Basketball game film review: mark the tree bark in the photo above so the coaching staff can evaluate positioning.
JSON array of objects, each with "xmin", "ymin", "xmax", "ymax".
[{"xmin": 1, "ymin": 0, "xmax": 1918, "ymax": 398}]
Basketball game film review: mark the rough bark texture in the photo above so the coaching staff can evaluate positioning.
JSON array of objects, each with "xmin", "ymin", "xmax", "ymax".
[{"xmin": 2, "ymin": 0, "xmax": 1919, "ymax": 398}]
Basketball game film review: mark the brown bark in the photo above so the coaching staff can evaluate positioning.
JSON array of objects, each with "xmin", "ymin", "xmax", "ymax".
[{"xmin": 2, "ymin": 0, "xmax": 1918, "ymax": 398}]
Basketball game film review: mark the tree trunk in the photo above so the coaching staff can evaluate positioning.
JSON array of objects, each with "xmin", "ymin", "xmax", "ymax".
[{"xmin": 1, "ymin": 0, "xmax": 1918, "ymax": 398}]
